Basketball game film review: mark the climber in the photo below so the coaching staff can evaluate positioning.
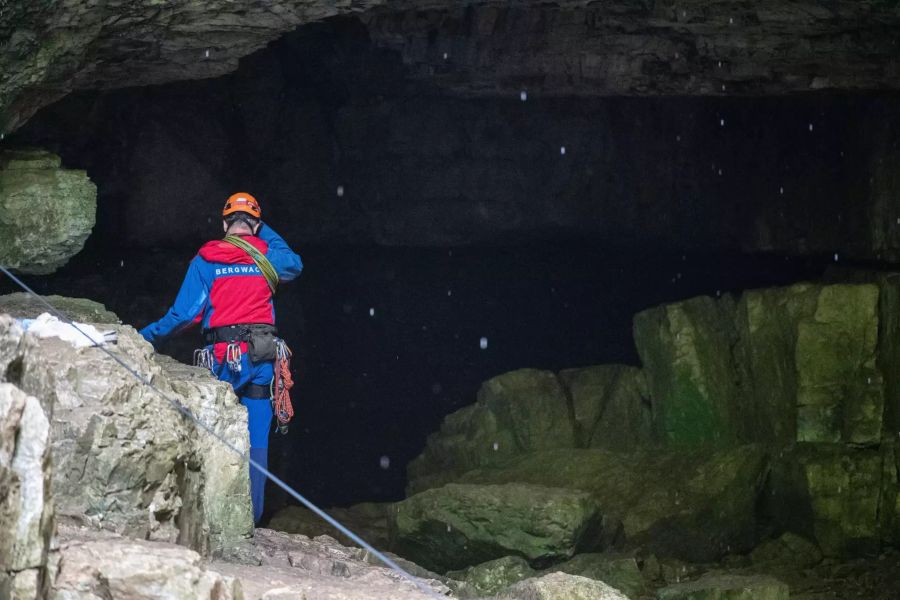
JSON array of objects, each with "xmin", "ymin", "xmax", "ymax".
[{"xmin": 138, "ymin": 192, "xmax": 303, "ymax": 524}]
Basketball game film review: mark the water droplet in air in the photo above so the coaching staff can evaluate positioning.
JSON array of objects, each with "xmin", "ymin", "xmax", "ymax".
[
  {"xmin": 369, "ymin": 307, "xmax": 375, "ymax": 317},
  {"xmin": 560, "ymin": 146, "xmax": 566, "ymax": 155},
  {"xmin": 447, "ymin": 524, "xmax": 452, "ymax": 532},
  {"xmin": 379, "ymin": 456, "xmax": 390, "ymax": 470},
  {"xmin": 336, "ymin": 185, "xmax": 344, "ymax": 197},
  {"xmin": 0, "ymin": 133, "xmax": 4, "ymax": 140},
  {"xmin": 834, "ymin": 253, "xmax": 839, "ymax": 262},
  {"xmin": 479, "ymin": 337, "xmax": 489, "ymax": 350},
  {"xmin": 809, "ymin": 123, "xmax": 814, "ymax": 131},
  {"xmin": 447, "ymin": 289, "xmax": 452, "ymax": 297},
  {"xmin": 867, "ymin": 377, "xmax": 872, "ymax": 384},
  {"xmin": 520, "ymin": 90, "xmax": 528, "ymax": 102},
  {"xmin": 443, "ymin": 52, "xmax": 448, "ymax": 60},
  {"xmin": 718, "ymin": 168, "xmax": 723, "ymax": 176},
  {"xmin": 676, "ymin": 135, "xmax": 681, "ymax": 142},
  {"xmin": 729, "ymin": 17, "xmax": 733, "ymax": 24},
  {"xmin": 779, "ymin": 186, "xmax": 784, "ymax": 195},
  {"xmin": 718, "ymin": 61, "xmax": 722, "ymax": 68},
  {"xmin": 674, "ymin": 52, "xmax": 680, "ymax": 59},
  {"xmin": 720, "ymin": 118, "xmax": 725, "ymax": 126},
  {"xmin": 721, "ymin": 84, "xmax": 726, "ymax": 91},
  {"xmin": 716, "ymin": 290, "xmax": 722, "ymax": 297},
  {"xmin": 492, "ymin": 442, "xmax": 499, "ymax": 451},
  {"xmin": 205, "ymin": 49, "xmax": 210, "ymax": 58},
  {"xmin": 119, "ymin": 260, "xmax": 124, "ymax": 267}
]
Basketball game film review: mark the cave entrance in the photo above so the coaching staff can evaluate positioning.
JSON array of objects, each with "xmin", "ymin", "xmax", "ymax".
[{"xmin": 5, "ymin": 15, "xmax": 898, "ymax": 513}]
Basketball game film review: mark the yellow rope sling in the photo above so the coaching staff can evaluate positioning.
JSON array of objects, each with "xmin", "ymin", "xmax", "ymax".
[{"xmin": 222, "ymin": 235, "xmax": 279, "ymax": 294}]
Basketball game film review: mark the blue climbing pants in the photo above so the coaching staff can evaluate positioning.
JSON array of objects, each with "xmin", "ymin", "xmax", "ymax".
[{"xmin": 213, "ymin": 349, "xmax": 274, "ymax": 524}]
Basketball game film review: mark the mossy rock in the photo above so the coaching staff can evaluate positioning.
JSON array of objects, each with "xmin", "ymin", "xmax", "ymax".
[
  {"xmin": 633, "ymin": 295, "xmax": 740, "ymax": 447},
  {"xmin": 0, "ymin": 149, "xmax": 96, "ymax": 274},
  {"xmin": 656, "ymin": 574, "xmax": 789, "ymax": 600},
  {"xmin": 559, "ymin": 365, "xmax": 652, "ymax": 451},
  {"xmin": 407, "ymin": 368, "xmax": 575, "ymax": 494},
  {"xmin": 444, "ymin": 445, "xmax": 768, "ymax": 562},
  {"xmin": 544, "ymin": 553, "xmax": 647, "ymax": 598},
  {"xmin": 388, "ymin": 483, "xmax": 605, "ymax": 572},
  {"xmin": 447, "ymin": 555, "xmax": 536, "ymax": 597}
]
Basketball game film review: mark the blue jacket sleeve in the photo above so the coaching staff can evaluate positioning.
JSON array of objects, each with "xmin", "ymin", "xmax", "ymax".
[
  {"xmin": 139, "ymin": 257, "xmax": 210, "ymax": 345},
  {"xmin": 258, "ymin": 222, "xmax": 303, "ymax": 282}
]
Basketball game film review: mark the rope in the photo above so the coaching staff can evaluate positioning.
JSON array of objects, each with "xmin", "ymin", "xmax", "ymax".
[
  {"xmin": 273, "ymin": 339, "xmax": 294, "ymax": 430},
  {"xmin": 222, "ymin": 235, "xmax": 279, "ymax": 294},
  {"xmin": 0, "ymin": 265, "xmax": 445, "ymax": 600}
]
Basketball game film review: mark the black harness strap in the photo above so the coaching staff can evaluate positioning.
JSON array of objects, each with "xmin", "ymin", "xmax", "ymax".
[
  {"xmin": 241, "ymin": 383, "xmax": 272, "ymax": 399},
  {"xmin": 204, "ymin": 323, "xmax": 277, "ymax": 345}
]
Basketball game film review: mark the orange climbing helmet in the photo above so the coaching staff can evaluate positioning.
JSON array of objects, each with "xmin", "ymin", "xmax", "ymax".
[{"xmin": 222, "ymin": 192, "xmax": 262, "ymax": 219}]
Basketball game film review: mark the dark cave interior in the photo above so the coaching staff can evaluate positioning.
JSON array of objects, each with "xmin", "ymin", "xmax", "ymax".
[{"xmin": 5, "ymin": 15, "xmax": 899, "ymax": 516}]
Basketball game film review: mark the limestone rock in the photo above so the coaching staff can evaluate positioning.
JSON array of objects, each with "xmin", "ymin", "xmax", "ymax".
[
  {"xmin": 389, "ymin": 482, "xmax": 605, "ymax": 572},
  {"xmin": 496, "ymin": 571, "xmax": 629, "ymax": 600},
  {"xmin": 213, "ymin": 528, "xmax": 450, "ymax": 598},
  {"xmin": 51, "ymin": 527, "xmax": 241, "ymax": 599},
  {"xmin": 633, "ymin": 295, "xmax": 741, "ymax": 447},
  {"xmin": 656, "ymin": 574, "xmax": 789, "ymax": 600},
  {"xmin": 0, "ymin": 292, "xmax": 119, "ymax": 323},
  {"xmin": 0, "ymin": 383, "xmax": 54, "ymax": 600},
  {"xmin": 0, "ymin": 312, "xmax": 253, "ymax": 555},
  {"xmin": 446, "ymin": 555, "xmax": 536, "ymax": 597},
  {"xmin": 408, "ymin": 368, "xmax": 575, "ymax": 493},
  {"xmin": 0, "ymin": 149, "xmax": 96, "ymax": 274},
  {"xmin": 558, "ymin": 365, "xmax": 651, "ymax": 451},
  {"xmin": 545, "ymin": 553, "xmax": 647, "ymax": 598},
  {"xmin": 441, "ymin": 446, "xmax": 768, "ymax": 562}
]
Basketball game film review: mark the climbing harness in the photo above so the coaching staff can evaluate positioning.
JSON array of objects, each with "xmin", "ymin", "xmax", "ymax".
[
  {"xmin": 0, "ymin": 264, "xmax": 444, "ymax": 600},
  {"xmin": 222, "ymin": 235, "xmax": 279, "ymax": 295},
  {"xmin": 272, "ymin": 338, "xmax": 294, "ymax": 435}
]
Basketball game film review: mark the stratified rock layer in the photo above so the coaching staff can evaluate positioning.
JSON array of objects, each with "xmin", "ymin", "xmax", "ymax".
[
  {"xmin": 0, "ymin": 150, "xmax": 96, "ymax": 274},
  {"xmin": 656, "ymin": 574, "xmax": 790, "ymax": 600},
  {"xmin": 4, "ymin": 1, "xmax": 900, "ymax": 132}
]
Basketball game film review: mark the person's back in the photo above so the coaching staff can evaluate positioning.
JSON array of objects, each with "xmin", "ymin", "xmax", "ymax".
[{"xmin": 140, "ymin": 193, "xmax": 302, "ymax": 523}]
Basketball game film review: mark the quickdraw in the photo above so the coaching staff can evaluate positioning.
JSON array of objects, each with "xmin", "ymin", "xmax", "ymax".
[
  {"xmin": 193, "ymin": 348, "xmax": 214, "ymax": 372},
  {"xmin": 226, "ymin": 343, "xmax": 243, "ymax": 373},
  {"xmin": 272, "ymin": 339, "xmax": 294, "ymax": 434}
]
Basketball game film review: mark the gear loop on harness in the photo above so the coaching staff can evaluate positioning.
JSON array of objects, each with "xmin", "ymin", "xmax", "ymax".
[{"xmin": 193, "ymin": 348, "xmax": 214, "ymax": 372}]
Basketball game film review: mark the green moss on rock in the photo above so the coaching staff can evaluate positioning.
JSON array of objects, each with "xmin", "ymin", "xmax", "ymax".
[
  {"xmin": 388, "ymin": 482, "xmax": 604, "ymax": 572},
  {"xmin": 0, "ymin": 149, "xmax": 96, "ymax": 274},
  {"xmin": 559, "ymin": 365, "xmax": 651, "ymax": 450},
  {"xmin": 633, "ymin": 296, "xmax": 740, "ymax": 447}
]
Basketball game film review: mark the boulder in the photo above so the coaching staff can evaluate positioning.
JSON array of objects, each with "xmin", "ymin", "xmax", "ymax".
[
  {"xmin": 0, "ymin": 312, "xmax": 253, "ymax": 555},
  {"xmin": 545, "ymin": 553, "xmax": 647, "ymax": 598},
  {"xmin": 496, "ymin": 571, "xmax": 629, "ymax": 600},
  {"xmin": 0, "ymin": 149, "xmax": 96, "ymax": 274},
  {"xmin": 0, "ymin": 383, "xmax": 54, "ymax": 600},
  {"xmin": 749, "ymin": 532, "xmax": 823, "ymax": 569},
  {"xmin": 446, "ymin": 445, "xmax": 769, "ymax": 562},
  {"xmin": 446, "ymin": 555, "xmax": 536, "ymax": 597},
  {"xmin": 558, "ymin": 365, "xmax": 652, "ymax": 451},
  {"xmin": 51, "ymin": 527, "xmax": 241, "ymax": 599},
  {"xmin": 656, "ymin": 574, "xmax": 789, "ymax": 600},
  {"xmin": 633, "ymin": 295, "xmax": 741, "ymax": 447},
  {"xmin": 765, "ymin": 443, "xmax": 885, "ymax": 556},
  {"xmin": 388, "ymin": 483, "xmax": 605, "ymax": 572},
  {"xmin": 407, "ymin": 368, "xmax": 575, "ymax": 494}
]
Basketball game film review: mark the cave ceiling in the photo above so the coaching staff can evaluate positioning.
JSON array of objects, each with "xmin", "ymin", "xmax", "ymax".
[{"xmin": 2, "ymin": 0, "xmax": 900, "ymax": 133}]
